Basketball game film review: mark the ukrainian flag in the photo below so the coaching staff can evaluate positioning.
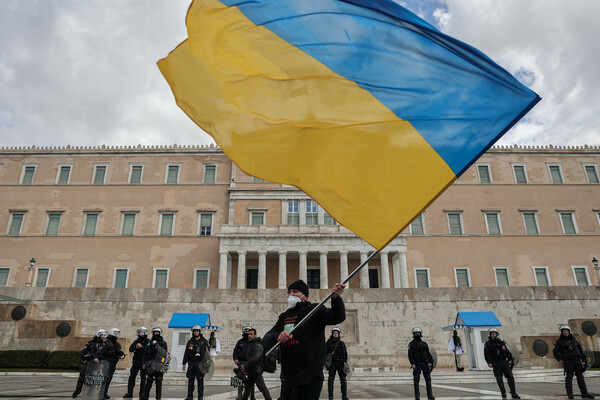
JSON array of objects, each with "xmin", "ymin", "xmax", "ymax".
[{"xmin": 158, "ymin": 0, "xmax": 540, "ymax": 250}]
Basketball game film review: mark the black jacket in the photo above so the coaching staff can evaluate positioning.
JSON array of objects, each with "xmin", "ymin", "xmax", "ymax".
[
  {"xmin": 183, "ymin": 335, "xmax": 209, "ymax": 365},
  {"xmin": 81, "ymin": 336, "xmax": 104, "ymax": 361},
  {"xmin": 244, "ymin": 337, "xmax": 265, "ymax": 377},
  {"xmin": 408, "ymin": 338, "xmax": 434, "ymax": 365},
  {"xmin": 553, "ymin": 334, "xmax": 585, "ymax": 362},
  {"xmin": 93, "ymin": 336, "xmax": 123, "ymax": 363},
  {"xmin": 129, "ymin": 336, "xmax": 150, "ymax": 363},
  {"xmin": 324, "ymin": 337, "xmax": 348, "ymax": 365},
  {"xmin": 268, "ymin": 295, "xmax": 346, "ymax": 387},
  {"xmin": 233, "ymin": 335, "xmax": 251, "ymax": 362},
  {"xmin": 143, "ymin": 335, "xmax": 168, "ymax": 366},
  {"xmin": 484, "ymin": 338, "xmax": 513, "ymax": 364}
]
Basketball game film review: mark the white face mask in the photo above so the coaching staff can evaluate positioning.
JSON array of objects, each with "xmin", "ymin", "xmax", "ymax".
[{"xmin": 287, "ymin": 295, "xmax": 302, "ymax": 309}]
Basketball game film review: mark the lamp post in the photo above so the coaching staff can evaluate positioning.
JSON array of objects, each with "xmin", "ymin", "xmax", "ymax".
[
  {"xmin": 593, "ymin": 257, "xmax": 599, "ymax": 286},
  {"xmin": 26, "ymin": 258, "xmax": 35, "ymax": 287}
]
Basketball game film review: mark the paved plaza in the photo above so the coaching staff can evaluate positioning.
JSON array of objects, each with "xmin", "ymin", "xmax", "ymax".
[{"xmin": 0, "ymin": 369, "xmax": 599, "ymax": 399}]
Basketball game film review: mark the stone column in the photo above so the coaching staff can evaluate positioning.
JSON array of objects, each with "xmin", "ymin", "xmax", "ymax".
[
  {"xmin": 392, "ymin": 253, "xmax": 401, "ymax": 288},
  {"xmin": 359, "ymin": 251, "xmax": 369, "ymax": 288},
  {"xmin": 237, "ymin": 251, "xmax": 247, "ymax": 289},
  {"xmin": 299, "ymin": 251, "xmax": 308, "ymax": 282},
  {"xmin": 320, "ymin": 251, "xmax": 328, "ymax": 289},
  {"xmin": 258, "ymin": 250, "xmax": 267, "ymax": 289},
  {"xmin": 218, "ymin": 251, "xmax": 228, "ymax": 289},
  {"xmin": 380, "ymin": 252, "xmax": 390, "ymax": 288},
  {"xmin": 339, "ymin": 251, "xmax": 349, "ymax": 288},
  {"xmin": 399, "ymin": 251, "xmax": 409, "ymax": 288},
  {"xmin": 594, "ymin": 266, "xmax": 600, "ymax": 287},
  {"xmin": 278, "ymin": 251, "xmax": 287, "ymax": 289}
]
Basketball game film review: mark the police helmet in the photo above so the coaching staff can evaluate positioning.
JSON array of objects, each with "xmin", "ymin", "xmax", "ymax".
[
  {"xmin": 332, "ymin": 327, "xmax": 341, "ymax": 334},
  {"xmin": 412, "ymin": 327, "xmax": 423, "ymax": 334},
  {"xmin": 488, "ymin": 328, "xmax": 499, "ymax": 335},
  {"xmin": 242, "ymin": 325, "xmax": 252, "ymax": 333},
  {"xmin": 152, "ymin": 327, "xmax": 163, "ymax": 335},
  {"xmin": 560, "ymin": 325, "xmax": 571, "ymax": 332},
  {"xmin": 191, "ymin": 324, "xmax": 202, "ymax": 333},
  {"xmin": 96, "ymin": 329, "xmax": 108, "ymax": 339},
  {"xmin": 137, "ymin": 327, "xmax": 148, "ymax": 336},
  {"xmin": 109, "ymin": 328, "xmax": 120, "ymax": 338}
]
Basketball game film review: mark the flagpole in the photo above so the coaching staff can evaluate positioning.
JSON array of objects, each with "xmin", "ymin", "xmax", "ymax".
[{"xmin": 265, "ymin": 249, "xmax": 379, "ymax": 357}]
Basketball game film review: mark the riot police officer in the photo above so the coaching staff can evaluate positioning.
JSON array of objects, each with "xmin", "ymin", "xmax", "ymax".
[
  {"xmin": 324, "ymin": 327, "xmax": 349, "ymax": 400},
  {"xmin": 233, "ymin": 326, "xmax": 256, "ymax": 400},
  {"xmin": 92, "ymin": 327, "xmax": 124, "ymax": 400},
  {"xmin": 553, "ymin": 325, "xmax": 594, "ymax": 399},
  {"xmin": 142, "ymin": 327, "xmax": 168, "ymax": 400},
  {"xmin": 484, "ymin": 328, "xmax": 520, "ymax": 399},
  {"xmin": 408, "ymin": 327, "xmax": 435, "ymax": 400},
  {"xmin": 124, "ymin": 327, "xmax": 150, "ymax": 398},
  {"xmin": 182, "ymin": 324, "xmax": 210, "ymax": 400},
  {"xmin": 72, "ymin": 329, "xmax": 107, "ymax": 398}
]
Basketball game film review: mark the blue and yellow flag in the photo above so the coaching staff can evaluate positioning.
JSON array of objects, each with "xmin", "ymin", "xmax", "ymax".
[{"xmin": 158, "ymin": 0, "xmax": 540, "ymax": 250}]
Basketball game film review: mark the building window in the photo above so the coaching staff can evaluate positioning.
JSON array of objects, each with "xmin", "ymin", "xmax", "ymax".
[
  {"xmin": 122, "ymin": 213, "xmax": 137, "ymax": 236},
  {"xmin": 114, "ymin": 269, "xmax": 128, "ymax": 288},
  {"xmin": 512, "ymin": 164, "xmax": 528, "ymax": 184},
  {"xmin": 307, "ymin": 269, "xmax": 320, "ymax": 289},
  {"xmin": 447, "ymin": 213, "xmax": 463, "ymax": 235},
  {"xmin": 548, "ymin": 164, "xmax": 563, "ymax": 184},
  {"xmin": 129, "ymin": 165, "xmax": 144, "ymax": 184},
  {"xmin": 369, "ymin": 269, "xmax": 379, "ymax": 288},
  {"xmin": 46, "ymin": 213, "xmax": 62, "ymax": 236},
  {"xmin": 454, "ymin": 268, "xmax": 471, "ymax": 287},
  {"xmin": 410, "ymin": 214, "xmax": 425, "ymax": 235},
  {"xmin": 36, "ymin": 268, "xmax": 50, "ymax": 287},
  {"xmin": 250, "ymin": 212, "xmax": 265, "ymax": 226},
  {"xmin": 21, "ymin": 165, "xmax": 36, "ymax": 184},
  {"xmin": 485, "ymin": 212, "xmax": 501, "ymax": 235},
  {"xmin": 522, "ymin": 212, "xmax": 539, "ymax": 235},
  {"xmin": 159, "ymin": 213, "xmax": 175, "ymax": 236},
  {"xmin": 572, "ymin": 267, "xmax": 590, "ymax": 286},
  {"xmin": 198, "ymin": 214, "xmax": 213, "ymax": 236},
  {"xmin": 287, "ymin": 201, "xmax": 299, "ymax": 225},
  {"xmin": 166, "ymin": 164, "xmax": 180, "ymax": 184},
  {"xmin": 93, "ymin": 165, "xmax": 107, "ymax": 184},
  {"xmin": 533, "ymin": 267, "xmax": 550, "ymax": 286},
  {"xmin": 415, "ymin": 269, "xmax": 430, "ymax": 288},
  {"xmin": 305, "ymin": 200, "xmax": 318, "ymax": 225},
  {"xmin": 57, "ymin": 165, "xmax": 72, "ymax": 184},
  {"xmin": 195, "ymin": 269, "xmax": 209, "ymax": 289},
  {"xmin": 8, "ymin": 213, "xmax": 25, "ymax": 236},
  {"xmin": 204, "ymin": 164, "xmax": 216, "ymax": 184},
  {"xmin": 494, "ymin": 267, "xmax": 510, "ymax": 287},
  {"xmin": 0, "ymin": 268, "xmax": 10, "ymax": 287},
  {"xmin": 74, "ymin": 268, "xmax": 89, "ymax": 288},
  {"xmin": 559, "ymin": 212, "xmax": 577, "ymax": 235},
  {"xmin": 178, "ymin": 332, "xmax": 190, "ymax": 346},
  {"xmin": 246, "ymin": 269, "xmax": 258, "ymax": 289},
  {"xmin": 584, "ymin": 165, "xmax": 599, "ymax": 184},
  {"xmin": 323, "ymin": 212, "xmax": 337, "ymax": 226},
  {"xmin": 154, "ymin": 269, "xmax": 169, "ymax": 288},
  {"xmin": 83, "ymin": 213, "xmax": 99, "ymax": 236},
  {"xmin": 477, "ymin": 164, "xmax": 492, "ymax": 184}
]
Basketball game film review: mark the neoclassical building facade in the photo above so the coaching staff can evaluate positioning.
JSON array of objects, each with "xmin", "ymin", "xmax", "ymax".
[{"xmin": 1, "ymin": 144, "xmax": 599, "ymax": 291}]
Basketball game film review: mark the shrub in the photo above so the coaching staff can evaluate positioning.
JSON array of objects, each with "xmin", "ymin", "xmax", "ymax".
[{"xmin": 0, "ymin": 350, "xmax": 81, "ymax": 370}]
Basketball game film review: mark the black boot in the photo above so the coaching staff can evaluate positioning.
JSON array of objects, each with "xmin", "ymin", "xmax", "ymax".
[
  {"xmin": 72, "ymin": 374, "xmax": 84, "ymax": 398},
  {"xmin": 185, "ymin": 379, "xmax": 195, "ymax": 400},
  {"xmin": 576, "ymin": 374, "xmax": 595, "ymax": 399},
  {"xmin": 139, "ymin": 373, "xmax": 147, "ymax": 399},
  {"xmin": 328, "ymin": 376, "xmax": 335, "ymax": 400},
  {"xmin": 155, "ymin": 375, "xmax": 163, "ymax": 400},
  {"xmin": 104, "ymin": 376, "xmax": 112, "ymax": 399},
  {"xmin": 507, "ymin": 375, "xmax": 520, "ymax": 399},
  {"xmin": 413, "ymin": 376, "xmax": 420, "ymax": 400},
  {"xmin": 341, "ymin": 377, "xmax": 349, "ymax": 400},
  {"xmin": 566, "ymin": 376, "xmax": 574, "ymax": 399},
  {"xmin": 124, "ymin": 373, "xmax": 135, "ymax": 398},
  {"xmin": 197, "ymin": 377, "xmax": 204, "ymax": 400},
  {"xmin": 425, "ymin": 375, "xmax": 435, "ymax": 400},
  {"xmin": 496, "ymin": 376, "xmax": 507, "ymax": 398}
]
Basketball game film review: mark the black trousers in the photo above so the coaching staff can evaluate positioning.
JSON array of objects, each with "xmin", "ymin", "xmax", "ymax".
[
  {"xmin": 243, "ymin": 373, "xmax": 271, "ymax": 400},
  {"xmin": 127, "ymin": 361, "xmax": 146, "ymax": 395},
  {"xmin": 283, "ymin": 376, "xmax": 323, "ymax": 400},
  {"xmin": 186, "ymin": 360, "xmax": 204, "ymax": 398}
]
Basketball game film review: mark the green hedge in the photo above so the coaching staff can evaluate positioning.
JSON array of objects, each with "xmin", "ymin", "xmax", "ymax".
[
  {"xmin": 0, "ymin": 350, "xmax": 82, "ymax": 370},
  {"xmin": 593, "ymin": 351, "xmax": 600, "ymax": 369}
]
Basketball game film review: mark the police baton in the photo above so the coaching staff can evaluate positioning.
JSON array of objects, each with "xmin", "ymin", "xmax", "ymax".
[{"xmin": 265, "ymin": 250, "xmax": 379, "ymax": 357}]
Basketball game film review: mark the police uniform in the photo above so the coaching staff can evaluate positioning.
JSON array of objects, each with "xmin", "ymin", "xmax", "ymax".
[
  {"xmin": 408, "ymin": 330, "xmax": 434, "ymax": 400},
  {"xmin": 125, "ymin": 332, "xmax": 150, "ymax": 398},
  {"xmin": 142, "ymin": 333, "xmax": 168, "ymax": 400},
  {"xmin": 183, "ymin": 334, "xmax": 209, "ymax": 400},
  {"xmin": 92, "ymin": 333, "xmax": 123, "ymax": 400},
  {"xmin": 72, "ymin": 335, "xmax": 104, "ymax": 398},
  {"xmin": 483, "ymin": 331, "xmax": 519, "ymax": 399},
  {"xmin": 553, "ymin": 327, "xmax": 594, "ymax": 399},
  {"xmin": 324, "ymin": 329, "xmax": 348, "ymax": 400},
  {"xmin": 233, "ymin": 331, "xmax": 256, "ymax": 400}
]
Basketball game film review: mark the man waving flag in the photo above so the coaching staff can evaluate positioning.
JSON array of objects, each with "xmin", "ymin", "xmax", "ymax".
[{"xmin": 158, "ymin": 0, "xmax": 540, "ymax": 251}]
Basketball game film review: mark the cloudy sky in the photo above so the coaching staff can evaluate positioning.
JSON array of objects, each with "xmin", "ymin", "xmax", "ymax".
[{"xmin": 1, "ymin": 0, "xmax": 599, "ymax": 148}]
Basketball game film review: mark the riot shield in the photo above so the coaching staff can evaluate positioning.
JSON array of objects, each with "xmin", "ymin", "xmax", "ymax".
[
  {"xmin": 343, "ymin": 361, "xmax": 352, "ymax": 380},
  {"xmin": 583, "ymin": 350, "xmax": 595, "ymax": 371},
  {"xmin": 82, "ymin": 360, "xmax": 109, "ymax": 400},
  {"xmin": 429, "ymin": 347, "xmax": 438, "ymax": 371},
  {"xmin": 201, "ymin": 348, "xmax": 214, "ymax": 381},
  {"xmin": 146, "ymin": 345, "xmax": 171, "ymax": 375},
  {"xmin": 506, "ymin": 342, "xmax": 520, "ymax": 367}
]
